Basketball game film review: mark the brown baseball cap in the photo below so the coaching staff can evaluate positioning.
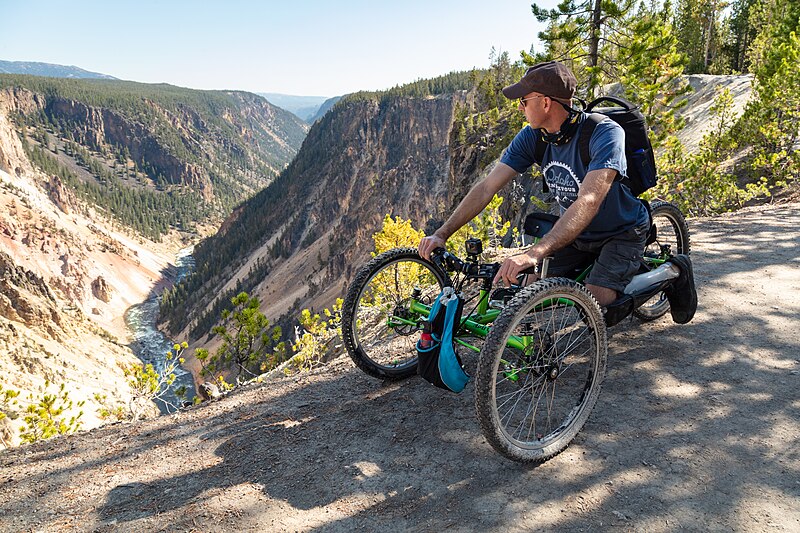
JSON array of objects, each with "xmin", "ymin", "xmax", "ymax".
[{"xmin": 502, "ymin": 60, "xmax": 577, "ymax": 102}]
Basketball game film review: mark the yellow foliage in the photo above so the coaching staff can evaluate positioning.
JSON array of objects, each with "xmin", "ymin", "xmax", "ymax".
[
  {"xmin": 372, "ymin": 215, "xmax": 425, "ymax": 256},
  {"xmin": 289, "ymin": 299, "xmax": 343, "ymax": 374},
  {"xmin": 448, "ymin": 193, "xmax": 510, "ymax": 253}
]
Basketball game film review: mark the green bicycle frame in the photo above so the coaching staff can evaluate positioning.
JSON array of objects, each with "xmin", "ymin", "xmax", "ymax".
[{"xmin": 386, "ymin": 242, "xmax": 668, "ymax": 354}]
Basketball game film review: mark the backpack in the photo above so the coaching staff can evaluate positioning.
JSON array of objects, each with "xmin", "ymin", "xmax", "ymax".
[
  {"xmin": 534, "ymin": 95, "xmax": 657, "ymax": 197},
  {"xmin": 415, "ymin": 287, "xmax": 470, "ymax": 393}
]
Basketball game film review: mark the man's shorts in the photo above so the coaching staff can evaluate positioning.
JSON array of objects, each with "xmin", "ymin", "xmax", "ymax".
[{"xmin": 544, "ymin": 222, "xmax": 650, "ymax": 294}]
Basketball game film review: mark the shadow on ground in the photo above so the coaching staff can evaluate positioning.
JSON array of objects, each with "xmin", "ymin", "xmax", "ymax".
[{"xmin": 1, "ymin": 204, "xmax": 798, "ymax": 532}]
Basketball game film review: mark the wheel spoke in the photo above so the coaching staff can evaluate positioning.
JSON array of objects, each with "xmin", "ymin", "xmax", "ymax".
[
  {"xmin": 343, "ymin": 249, "xmax": 447, "ymax": 380},
  {"xmin": 477, "ymin": 279, "xmax": 607, "ymax": 463}
]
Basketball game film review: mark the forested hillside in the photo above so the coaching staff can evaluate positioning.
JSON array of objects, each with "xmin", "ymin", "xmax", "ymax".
[
  {"xmin": 0, "ymin": 76, "xmax": 309, "ymax": 239},
  {"xmin": 159, "ymin": 71, "xmax": 479, "ymax": 338}
]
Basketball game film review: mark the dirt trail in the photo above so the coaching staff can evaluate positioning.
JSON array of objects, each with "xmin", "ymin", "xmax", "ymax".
[{"xmin": 1, "ymin": 203, "xmax": 799, "ymax": 532}]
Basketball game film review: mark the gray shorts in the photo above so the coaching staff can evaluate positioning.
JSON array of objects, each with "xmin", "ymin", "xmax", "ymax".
[{"xmin": 544, "ymin": 222, "xmax": 650, "ymax": 294}]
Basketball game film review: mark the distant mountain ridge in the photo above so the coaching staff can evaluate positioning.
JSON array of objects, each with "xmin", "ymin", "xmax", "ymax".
[
  {"xmin": 308, "ymin": 96, "xmax": 342, "ymax": 123},
  {"xmin": 0, "ymin": 60, "xmax": 117, "ymax": 80},
  {"xmin": 258, "ymin": 93, "xmax": 336, "ymax": 122}
]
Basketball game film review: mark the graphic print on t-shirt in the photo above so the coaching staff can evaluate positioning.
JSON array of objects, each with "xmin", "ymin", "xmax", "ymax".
[{"xmin": 542, "ymin": 160, "xmax": 581, "ymax": 208}]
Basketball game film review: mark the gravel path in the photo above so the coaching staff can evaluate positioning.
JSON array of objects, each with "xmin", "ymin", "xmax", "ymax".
[{"xmin": 1, "ymin": 203, "xmax": 799, "ymax": 532}]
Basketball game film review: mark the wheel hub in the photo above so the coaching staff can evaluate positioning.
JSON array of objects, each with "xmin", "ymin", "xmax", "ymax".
[{"xmin": 390, "ymin": 299, "xmax": 417, "ymax": 335}]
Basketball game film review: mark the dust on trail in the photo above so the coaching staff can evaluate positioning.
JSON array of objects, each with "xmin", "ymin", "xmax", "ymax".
[{"xmin": 1, "ymin": 203, "xmax": 799, "ymax": 532}]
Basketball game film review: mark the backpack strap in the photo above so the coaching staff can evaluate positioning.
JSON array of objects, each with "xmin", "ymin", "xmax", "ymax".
[
  {"xmin": 533, "ymin": 134, "xmax": 546, "ymax": 166},
  {"xmin": 533, "ymin": 132, "xmax": 549, "ymax": 193},
  {"xmin": 578, "ymin": 113, "xmax": 604, "ymax": 168},
  {"xmin": 535, "ymin": 113, "xmax": 604, "ymax": 194}
]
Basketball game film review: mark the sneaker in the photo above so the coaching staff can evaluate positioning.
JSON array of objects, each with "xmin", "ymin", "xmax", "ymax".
[{"xmin": 664, "ymin": 254, "xmax": 697, "ymax": 324}]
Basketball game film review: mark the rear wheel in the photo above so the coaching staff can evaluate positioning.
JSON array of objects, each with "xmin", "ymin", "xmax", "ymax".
[
  {"xmin": 475, "ymin": 278, "xmax": 607, "ymax": 463},
  {"xmin": 634, "ymin": 200, "xmax": 691, "ymax": 321},
  {"xmin": 341, "ymin": 248, "xmax": 449, "ymax": 380}
]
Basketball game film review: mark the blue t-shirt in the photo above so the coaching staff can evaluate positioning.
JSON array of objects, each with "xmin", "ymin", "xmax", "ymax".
[{"xmin": 500, "ymin": 114, "xmax": 649, "ymax": 241}]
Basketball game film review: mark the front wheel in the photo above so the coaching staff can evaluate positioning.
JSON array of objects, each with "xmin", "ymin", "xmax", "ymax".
[
  {"xmin": 634, "ymin": 200, "xmax": 691, "ymax": 321},
  {"xmin": 341, "ymin": 248, "xmax": 449, "ymax": 380},
  {"xmin": 475, "ymin": 278, "xmax": 607, "ymax": 463}
]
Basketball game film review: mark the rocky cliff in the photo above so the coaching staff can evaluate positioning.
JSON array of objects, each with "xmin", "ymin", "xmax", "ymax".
[
  {"xmin": 159, "ymin": 84, "xmax": 537, "ymax": 345},
  {"xmin": 0, "ymin": 77, "xmax": 312, "ymax": 446},
  {"xmin": 160, "ymin": 93, "xmax": 458, "ymax": 336},
  {"xmin": 0, "ymin": 160, "xmax": 167, "ymax": 446}
]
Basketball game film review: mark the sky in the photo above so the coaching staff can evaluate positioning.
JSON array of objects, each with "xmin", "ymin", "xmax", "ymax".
[{"xmin": 0, "ymin": 0, "xmax": 558, "ymax": 97}]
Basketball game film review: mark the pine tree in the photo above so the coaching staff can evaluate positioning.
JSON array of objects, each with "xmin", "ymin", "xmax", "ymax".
[
  {"xmin": 202, "ymin": 292, "xmax": 282, "ymax": 384},
  {"xmin": 723, "ymin": 0, "xmax": 758, "ymax": 72},
  {"xmin": 674, "ymin": 0, "xmax": 728, "ymax": 73},
  {"xmin": 618, "ymin": 1, "xmax": 691, "ymax": 145},
  {"xmin": 740, "ymin": 6, "xmax": 800, "ymax": 188},
  {"xmin": 532, "ymin": 0, "xmax": 636, "ymax": 98}
]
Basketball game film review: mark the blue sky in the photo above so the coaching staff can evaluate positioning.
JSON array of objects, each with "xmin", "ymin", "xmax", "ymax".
[{"xmin": 0, "ymin": 0, "xmax": 557, "ymax": 96}]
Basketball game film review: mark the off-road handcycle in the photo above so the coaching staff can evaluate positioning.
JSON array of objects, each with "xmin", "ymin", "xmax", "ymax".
[{"xmin": 341, "ymin": 200, "xmax": 690, "ymax": 462}]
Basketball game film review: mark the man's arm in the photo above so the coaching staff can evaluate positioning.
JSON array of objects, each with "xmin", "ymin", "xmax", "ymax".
[
  {"xmin": 494, "ymin": 168, "xmax": 617, "ymax": 286},
  {"xmin": 418, "ymin": 162, "xmax": 519, "ymax": 259}
]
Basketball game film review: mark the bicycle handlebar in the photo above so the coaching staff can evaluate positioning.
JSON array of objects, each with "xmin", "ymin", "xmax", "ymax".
[{"xmin": 430, "ymin": 247, "xmax": 500, "ymax": 280}]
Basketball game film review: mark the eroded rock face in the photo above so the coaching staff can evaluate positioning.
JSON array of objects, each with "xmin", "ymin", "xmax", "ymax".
[
  {"xmin": 45, "ymin": 175, "xmax": 77, "ymax": 215},
  {"xmin": 0, "ymin": 88, "xmax": 42, "ymax": 175},
  {"xmin": 173, "ymin": 95, "xmax": 463, "ymax": 337},
  {"xmin": 55, "ymin": 254, "xmax": 86, "ymax": 302},
  {"xmin": 91, "ymin": 276, "xmax": 113, "ymax": 303},
  {"xmin": 0, "ymin": 251, "xmax": 57, "ymax": 302},
  {"xmin": 0, "ymin": 252, "xmax": 63, "ymax": 338}
]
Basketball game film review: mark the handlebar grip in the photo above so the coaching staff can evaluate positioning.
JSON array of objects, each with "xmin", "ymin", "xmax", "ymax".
[
  {"xmin": 429, "ymin": 247, "xmax": 465, "ymax": 273},
  {"xmin": 429, "ymin": 247, "xmax": 448, "ymax": 270}
]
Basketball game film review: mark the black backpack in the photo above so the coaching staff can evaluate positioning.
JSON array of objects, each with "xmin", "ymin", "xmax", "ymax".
[{"xmin": 534, "ymin": 95, "xmax": 657, "ymax": 197}]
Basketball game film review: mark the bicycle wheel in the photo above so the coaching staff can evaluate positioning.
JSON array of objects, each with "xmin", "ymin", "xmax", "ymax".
[
  {"xmin": 634, "ymin": 200, "xmax": 691, "ymax": 321},
  {"xmin": 342, "ymin": 247, "xmax": 449, "ymax": 380},
  {"xmin": 475, "ymin": 278, "xmax": 607, "ymax": 463}
]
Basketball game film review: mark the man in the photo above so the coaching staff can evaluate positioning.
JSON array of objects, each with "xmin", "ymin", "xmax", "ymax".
[{"xmin": 418, "ymin": 60, "xmax": 696, "ymax": 323}]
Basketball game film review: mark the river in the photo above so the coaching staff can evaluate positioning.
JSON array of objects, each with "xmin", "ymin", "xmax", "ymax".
[{"xmin": 124, "ymin": 247, "xmax": 196, "ymax": 414}]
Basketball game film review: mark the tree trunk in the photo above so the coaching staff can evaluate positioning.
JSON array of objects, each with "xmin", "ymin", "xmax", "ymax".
[
  {"xmin": 704, "ymin": 3, "xmax": 717, "ymax": 70},
  {"xmin": 588, "ymin": 0, "xmax": 603, "ymax": 98}
]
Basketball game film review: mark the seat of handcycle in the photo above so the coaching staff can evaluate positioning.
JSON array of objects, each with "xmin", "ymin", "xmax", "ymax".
[
  {"xmin": 525, "ymin": 199, "xmax": 657, "ymax": 244},
  {"xmin": 523, "ymin": 203, "xmax": 656, "ymax": 278},
  {"xmin": 523, "ymin": 212, "xmax": 559, "ymax": 239}
]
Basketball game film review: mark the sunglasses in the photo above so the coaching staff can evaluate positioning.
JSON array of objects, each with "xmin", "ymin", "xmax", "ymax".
[{"xmin": 519, "ymin": 95, "xmax": 548, "ymax": 107}]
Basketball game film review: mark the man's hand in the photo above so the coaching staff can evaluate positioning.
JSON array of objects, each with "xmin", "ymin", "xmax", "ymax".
[
  {"xmin": 418, "ymin": 234, "xmax": 446, "ymax": 260},
  {"xmin": 494, "ymin": 252, "xmax": 540, "ymax": 287}
]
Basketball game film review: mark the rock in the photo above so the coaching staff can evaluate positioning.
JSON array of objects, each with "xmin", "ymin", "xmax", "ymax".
[
  {"xmin": 91, "ymin": 276, "xmax": 113, "ymax": 303},
  {"xmin": 0, "ymin": 252, "xmax": 57, "ymax": 302},
  {"xmin": 0, "ymin": 292, "xmax": 22, "ymax": 322},
  {"xmin": 91, "ymin": 308, "xmax": 101, "ymax": 315},
  {"xmin": 45, "ymin": 175, "xmax": 76, "ymax": 215},
  {"xmin": 198, "ymin": 382, "xmax": 221, "ymax": 401}
]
